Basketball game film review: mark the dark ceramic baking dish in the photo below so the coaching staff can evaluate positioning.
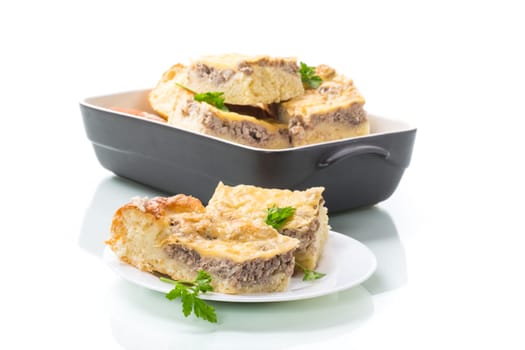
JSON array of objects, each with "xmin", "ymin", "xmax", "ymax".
[{"xmin": 80, "ymin": 89, "xmax": 416, "ymax": 212}]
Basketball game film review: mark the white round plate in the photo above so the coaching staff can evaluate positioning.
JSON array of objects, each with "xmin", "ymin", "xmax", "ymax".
[{"xmin": 103, "ymin": 230, "xmax": 377, "ymax": 303}]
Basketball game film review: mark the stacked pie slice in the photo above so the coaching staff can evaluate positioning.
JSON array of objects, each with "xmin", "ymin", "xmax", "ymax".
[{"xmin": 148, "ymin": 53, "xmax": 369, "ymax": 148}]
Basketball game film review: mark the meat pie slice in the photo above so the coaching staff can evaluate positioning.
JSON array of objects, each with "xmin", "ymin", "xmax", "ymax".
[
  {"xmin": 278, "ymin": 64, "xmax": 369, "ymax": 147},
  {"xmin": 106, "ymin": 195, "xmax": 299, "ymax": 294},
  {"xmin": 168, "ymin": 86, "xmax": 290, "ymax": 149},
  {"xmin": 207, "ymin": 182, "xmax": 329, "ymax": 271},
  {"xmin": 185, "ymin": 53, "xmax": 304, "ymax": 105},
  {"xmin": 149, "ymin": 63, "xmax": 290, "ymax": 149}
]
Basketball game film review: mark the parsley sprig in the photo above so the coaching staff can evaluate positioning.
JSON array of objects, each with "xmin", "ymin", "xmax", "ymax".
[
  {"xmin": 295, "ymin": 261, "xmax": 326, "ymax": 281},
  {"xmin": 160, "ymin": 270, "xmax": 217, "ymax": 323},
  {"xmin": 194, "ymin": 92, "xmax": 229, "ymax": 112},
  {"xmin": 176, "ymin": 83, "xmax": 229, "ymax": 112},
  {"xmin": 299, "ymin": 62, "xmax": 323, "ymax": 89},
  {"xmin": 265, "ymin": 205, "xmax": 296, "ymax": 229}
]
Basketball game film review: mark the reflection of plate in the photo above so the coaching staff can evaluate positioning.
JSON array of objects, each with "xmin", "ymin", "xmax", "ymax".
[{"xmin": 103, "ymin": 230, "xmax": 377, "ymax": 303}]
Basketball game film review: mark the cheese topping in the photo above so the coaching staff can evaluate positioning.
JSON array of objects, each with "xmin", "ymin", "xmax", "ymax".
[
  {"xmin": 207, "ymin": 182, "xmax": 324, "ymax": 230},
  {"xmin": 162, "ymin": 213, "xmax": 299, "ymax": 262}
]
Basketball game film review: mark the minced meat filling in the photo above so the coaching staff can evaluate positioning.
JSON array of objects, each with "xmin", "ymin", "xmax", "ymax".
[
  {"xmin": 298, "ymin": 103, "xmax": 367, "ymax": 128},
  {"xmin": 194, "ymin": 59, "xmax": 298, "ymax": 82},
  {"xmin": 280, "ymin": 219, "xmax": 320, "ymax": 250},
  {"xmin": 201, "ymin": 110, "xmax": 287, "ymax": 145},
  {"xmin": 164, "ymin": 244, "xmax": 295, "ymax": 286}
]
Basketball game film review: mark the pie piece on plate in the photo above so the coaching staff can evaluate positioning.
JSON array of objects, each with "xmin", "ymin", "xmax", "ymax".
[
  {"xmin": 207, "ymin": 182, "xmax": 329, "ymax": 270},
  {"xmin": 278, "ymin": 64, "xmax": 369, "ymax": 147},
  {"xmin": 106, "ymin": 194, "xmax": 299, "ymax": 294}
]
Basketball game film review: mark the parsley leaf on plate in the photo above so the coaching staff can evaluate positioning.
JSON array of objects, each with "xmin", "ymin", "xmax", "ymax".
[
  {"xmin": 160, "ymin": 270, "xmax": 217, "ymax": 323},
  {"xmin": 295, "ymin": 262, "xmax": 327, "ymax": 281},
  {"xmin": 265, "ymin": 205, "xmax": 296, "ymax": 229},
  {"xmin": 193, "ymin": 297, "xmax": 217, "ymax": 323}
]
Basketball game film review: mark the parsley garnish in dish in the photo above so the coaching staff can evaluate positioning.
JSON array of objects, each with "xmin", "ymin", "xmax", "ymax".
[
  {"xmin": 265, "ymin": 205, "xmax": 296, "ymax": 229},
  {"xmin": 299, "ymin": 62, "xmax": 323, "ymax": 89},
  {"xmin": 193, "ymin": 91, "xmax": 229, "ymax": 112},
  {"xmin": 176, "ymin": 83, "xmax": 229, "ymax": 112},
  {"xmin": 160, "ymin": 270, "xmax": 217, "ymax": 323}
]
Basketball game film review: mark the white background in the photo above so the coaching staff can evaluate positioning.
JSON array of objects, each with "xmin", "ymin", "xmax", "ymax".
[{"xmin": 1, "ymin": 1, "xmax": 524, "ymax": 349}]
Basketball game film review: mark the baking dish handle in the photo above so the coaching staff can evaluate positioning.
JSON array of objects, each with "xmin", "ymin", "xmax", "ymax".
[{"xmin": 317, "ymin": 144, "xmax": 390, "ymax": 168}]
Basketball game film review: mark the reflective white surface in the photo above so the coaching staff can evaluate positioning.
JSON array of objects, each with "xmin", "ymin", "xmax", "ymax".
[{"xmin": 2, "ymin": 1, "xmax": 524, "ymax": 349}]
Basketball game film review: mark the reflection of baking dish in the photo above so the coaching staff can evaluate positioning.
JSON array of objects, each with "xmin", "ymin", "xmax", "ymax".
[{"xmin": 80, "ymin": 90, "xmax": 416, "ymax": 212}]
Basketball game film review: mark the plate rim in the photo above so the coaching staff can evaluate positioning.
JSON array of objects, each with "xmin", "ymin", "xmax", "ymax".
[{"xmin": 103, "ymin": 230, "xmax": 377, "ymax": 303}]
